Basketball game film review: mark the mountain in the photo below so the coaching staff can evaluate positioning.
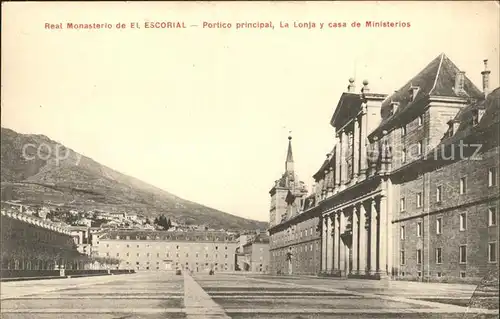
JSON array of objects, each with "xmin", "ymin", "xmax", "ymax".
[{"xmin": 0, "ymin": 127, "xmax": 268, "ymax": 230}]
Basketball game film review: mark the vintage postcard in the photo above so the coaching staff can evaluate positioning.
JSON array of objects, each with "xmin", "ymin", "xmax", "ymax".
[{"xmin": 1, "ymin": 1, "xmax": 499, "ymax": 318}]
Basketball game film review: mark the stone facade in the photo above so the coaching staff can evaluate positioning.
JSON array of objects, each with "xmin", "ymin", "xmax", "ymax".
[
  {"xmin": 268, "ymin": 136, "xmax": 322, "ymax": 275},
  {"xmin": 98, "ymin": 230, "xmax": 238, "ymax": 272},
  {"xmin": 241, "ymin": 234, "xmax": 270, "ymax": 272},
  {"xmin": 268, "ymin": 54, "xmax": 499, "ymax": 282},
  {"xmin": 1, "ymin": 209, "xmax": 81, "ymax": 270}
]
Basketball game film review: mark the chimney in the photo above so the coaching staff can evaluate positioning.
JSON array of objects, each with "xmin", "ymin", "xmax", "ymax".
[
  {"xmin": 454, "ymin": 71, "xmax": 465, "ymax": 94},
  {"xmin": 347, "ymin": 78, "xmax": 356, "ymax": 93},
  {"xmin": 481, "ymin": 59, "xmax": 491, "ymax": 97}
]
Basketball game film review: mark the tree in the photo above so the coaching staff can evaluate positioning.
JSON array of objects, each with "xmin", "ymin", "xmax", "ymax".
[{"xmin": 153, "ymin": 214, "xmax": 172, "ymax": 230}]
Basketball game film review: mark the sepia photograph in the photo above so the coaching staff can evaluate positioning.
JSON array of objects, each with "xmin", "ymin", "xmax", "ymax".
[{"xmin": 1, "ymin": 1, "xmax": 499, "ymax": 318}]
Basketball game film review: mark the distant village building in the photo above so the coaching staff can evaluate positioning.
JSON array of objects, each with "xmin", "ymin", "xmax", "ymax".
[
  {"xmin": 98, "ymin": 230, "xmax": 238, "ymax": 272},
  {"xmin": 241, "ymin": 233, "xmax": 270, "ymax": 273},
  {"xmin": 268, "ymin": 54, "xmax": 499, "ymax": 282}
]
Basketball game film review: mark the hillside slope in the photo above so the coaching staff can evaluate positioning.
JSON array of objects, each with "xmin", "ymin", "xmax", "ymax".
[{"xmin": 0, "ymin": 127, "xmax": 268, "ymax": 230}]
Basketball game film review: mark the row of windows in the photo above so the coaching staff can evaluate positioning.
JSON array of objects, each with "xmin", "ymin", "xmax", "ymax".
[
  {"xmin": 400, "ymin": 271, "xmax": 471, "ymax": 278},
  {"xmin": 400, "ymin": 170, "xmax": 497, "ymax": 212},
  {"xmin": 271, "ymin": 226, "xmax": 317, "ymax": 244},
  {"xmin": 111, "ymin": 235, "xmax": 234, "ymax": 241},
  {"xmin": 400, "ymin": 116, "xmax": 424, "ymax": 138},
  {"xmin": 400, "ymin": 242, "xmax": 497, "ymax": 265},
  {"xmin": 126, "ymin": 261, "xmax": 230, "ymax": 266},
  {"xmin": 105, "ymin": 252, "xmax": 230, "ymax": 258},
  {"xmin": 271, "ymin": 243, "xmax": 320, "ymax": 257},
  {"xmin": 104, "ymin": 244, "xmax": 230, "ymax": 250},
  {"xmin": 400, "ymin": 208, "xmax": 497, "ymax": 239}
]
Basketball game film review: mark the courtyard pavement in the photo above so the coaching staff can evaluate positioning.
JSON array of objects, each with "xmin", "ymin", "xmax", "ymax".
[{"xmin": 1, "ymin": 272, "xmax": 498, "ymax": 319}]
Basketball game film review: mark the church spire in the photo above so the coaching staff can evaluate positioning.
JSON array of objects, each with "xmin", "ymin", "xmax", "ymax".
[{"xmin": 285, "ymin": 135, "xmax": 294, "ymax": 172}]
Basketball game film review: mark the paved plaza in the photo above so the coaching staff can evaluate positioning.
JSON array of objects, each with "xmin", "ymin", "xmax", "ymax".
[{"xmin": 1, "ymin": 272, "xmax": 498, "ymax": 319}]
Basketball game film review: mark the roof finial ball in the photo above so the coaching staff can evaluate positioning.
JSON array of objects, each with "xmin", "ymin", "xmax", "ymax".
[
  {"xmin": 347, "ymin": 78, "xmax": 356, "ymax": 93},
  {"xmin": 361, "ymin": 79, "xmax": 370, "ymax": 94},
  {"xmin": 288, "ymin": 135, "xmax": 292, "ymax": 141}
]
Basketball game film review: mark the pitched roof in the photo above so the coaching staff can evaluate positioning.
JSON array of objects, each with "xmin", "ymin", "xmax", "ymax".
[
  {"xmin": 378, "ymin": 53, "xmax": 484, "ymax": 127},
  {"xmin": 100, "ymin": 230, "xmax": 237, "ymax": 242},
  {"xmin": 427, "ymin": 87, "xmax": 499, "ymax": 156}
]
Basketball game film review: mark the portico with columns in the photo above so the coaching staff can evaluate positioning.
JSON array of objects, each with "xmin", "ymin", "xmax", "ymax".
[{"xmin": 315, "ymin": 78, "xmax": 393, "ymax": 279}]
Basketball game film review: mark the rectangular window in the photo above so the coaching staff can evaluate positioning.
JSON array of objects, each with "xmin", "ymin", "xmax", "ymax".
[
  {"xmin": 488, "ymin": 167, "xmax": 497, "ymax": 187},
  {"xmin": 402, "ymin": 149, "xmax": 407, "ymax": 163},
  {"xmin": 400, "ymin": 250, "xmax": 405, "ymax": 265},
  {"xmin": 460, "ymin": 271, "xmax": 466, "ymax": 278},
  {"xmin": 459, "ymin": 245, "xmax": 467, "ymax": 263},
  {"xmin": 435, "ymin": 248, "xmax": 442, "ymax": 264},
  {"xmin": 416, "ymin": 192, "xmax": 422, "ymax": 208},
  {"xmin": 436, "ymin": 186, "xmax": 442, "ymax": 202},
  {"xmin": 418, "ymin": 115, "xmax": 423, "ymax": 126},
  {"xmin": 489, "ymin": 207, "xmax": 497, "ymax": 226},
  {"xmin": 401, "ymin": 125, "xmax": 407, "ymax": 137},
  {"xmin": 417, "ymin": 222, "xmax": 422, "ymax": 237},
  {"xmin": 489, "ymin": 242, "xmax": 497, "ymax": 262},
  {"xmin": 416, "ymin": 249, "xmax": 422, "ymax": 264},
  {"xmin": 437, "ymin": 272, "xmax": 442, "ymax": 277},
  {"xmin": 400, "ymin": 225, "xmax": 405, "ymax": 240},
  {"xmin": 460, "ymin": 177, "xmax": 467, "ymax": 194},
  {"xmin": 460, "ymin": 213, "xmax": 467, "ymax": 231},
  {"xmin": 417, "ymin": 271, "xmax": 422, "ymax": 277},
  {"xmin": 417, "ymin": 141, "xmax": 423, "ymax": 155},
  {"xmin": 400, "ymin": 198, "xmax": 406, "ymax": 212},
  {"xmin": 436, "ymin": 218, "xmax": 442, "ymax": 235}
]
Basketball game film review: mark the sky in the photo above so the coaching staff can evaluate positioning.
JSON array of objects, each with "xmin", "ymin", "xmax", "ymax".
[{"xmin": 2, "ymin": 1, "xmax": 499, "ymax": 222}]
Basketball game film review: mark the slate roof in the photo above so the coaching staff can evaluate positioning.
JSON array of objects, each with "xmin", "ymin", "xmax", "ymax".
[
  {"xmin": 313, "ymin": 147, "xmax": 335, "ymax": 180},
  {"xmin": 376, "ymin": 53, "xmax": 484, "ymax": 132},
  {"xmin": 430, "ymin": 87, "xmax": 500, "ymax": 152}
]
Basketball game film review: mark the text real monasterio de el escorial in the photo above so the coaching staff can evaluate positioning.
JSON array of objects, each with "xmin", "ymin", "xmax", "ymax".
[{"xmin": 45, "ymin": 20, "xmax": 411, "ymax": 30}]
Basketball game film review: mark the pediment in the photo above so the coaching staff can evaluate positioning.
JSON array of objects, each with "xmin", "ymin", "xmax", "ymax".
[{"xmin": 330, "ymin": 93, "xmax": 363, "ymax": 129}]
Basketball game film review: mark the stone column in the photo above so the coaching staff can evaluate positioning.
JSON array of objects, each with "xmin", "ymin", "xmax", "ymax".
[
  {"xmin": 321, "ymin": 216, "xmax": 327, "ymax": 272},
  {"xmin": 326, "ymin": 214, "xmax": 334, "ymax": 272},
  {"xmin": 369, "ymin": 199, "xmax": 378, "ymax": 275},
  {"xmin": 335, "ymin": 135, "xmax": 341, "ymax": 190},
  {"xmin": 378, "ymin": 195, "xmax": 388, "ymax": 277},
  {"xmin": 353, "ymin": 117, "xmax": 360, "ymax": 180},
  {"xmin": 333, "ymin": 212, "xmax": 340, "ymax": 271},
  {"xmin": 340, "ymin": 131, "xmax": 348, "ymax": 189},
  {"xmin": 358, "ymin": 202, "xmax": 368, "ymax": 275},
  {"xmin": 338, "ymin": 211, "xmax": 346, "ymax": 274},
  {"xmin": 359, "ymin": 104, "xmax": 368, "ymax": 179},
  {"xmin": 351, "ymin": 206, "xmax": 359, "ymax": 275},
  {"xmin": 386, "ymin": 179, "xmax": 393, "ymax": 278}
]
